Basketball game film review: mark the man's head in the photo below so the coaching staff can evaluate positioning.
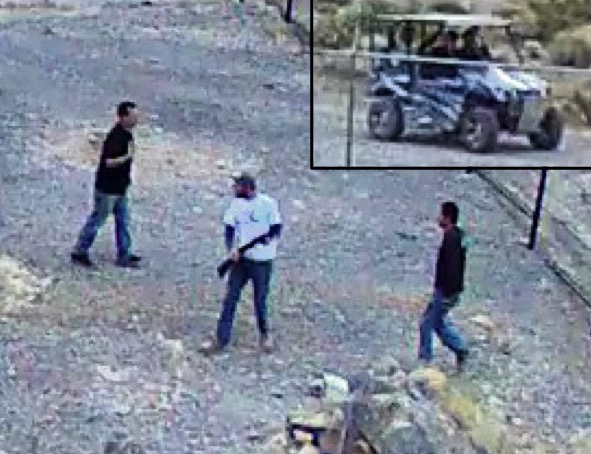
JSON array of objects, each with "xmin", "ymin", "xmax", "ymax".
[
  {"xmin": 445, "ymin": 30, "xmax": 459, "ymax": 52},
  {"xmin": 438, "ymin": 201, "xmax": 459, "ymax": 230},
  {"xmin": 117, "ymin": 101, "xmax": 138, "ymax": 130},
  {"xmin": 232, "ymin": 173, "xmax": 256, "ymax": 199},
  {"xmin": 463, "ymin": 26, "xmax": 480, "ymax": 47},
  {"xmin": 436, "ymin": 30, "xmax": 459, "ymax": 53}
]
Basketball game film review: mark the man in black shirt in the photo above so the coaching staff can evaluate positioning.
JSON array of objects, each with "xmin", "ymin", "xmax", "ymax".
[
  {"xmin": 420, "ymin": 30, "xmax": 460, "ymax": 79},
  {"xmin": 457, "ymin": 26, "xmax": 491, "ymax": 61},
  {"xmin": 71, "ymin": 101, "xmax": 141, "ymax": 268},
  {"xmin": 418, "ymin": 201, "xmax": 469, "ymax": 371}
]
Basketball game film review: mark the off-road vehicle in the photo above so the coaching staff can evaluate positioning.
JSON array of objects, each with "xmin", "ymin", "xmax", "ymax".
[{"xmin": 366, "ymin": 13, "xmax": 564, "ymax": 153}]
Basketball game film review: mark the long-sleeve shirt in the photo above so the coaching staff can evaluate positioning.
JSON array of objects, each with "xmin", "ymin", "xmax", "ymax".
[
  {"xmin": 223, "ymin": 193, "xmax": 282, "ymax": 261},
  {"xmin": 434, "ymin": 226, "xmax": 466, "ymax": 298}
]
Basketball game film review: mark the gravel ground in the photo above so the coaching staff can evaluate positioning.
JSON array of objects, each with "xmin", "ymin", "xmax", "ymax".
[
  {"xmin": 312, "ymin": 76, "xmax": 591, "ymax": 168},
  {"xmin": 1, "ymin": 2, "xmax": 591, "ymax": 454}
]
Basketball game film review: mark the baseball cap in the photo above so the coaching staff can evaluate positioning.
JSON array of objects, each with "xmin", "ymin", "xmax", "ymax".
[{"xmin": 232, "ymin": 172, "xmax": 256, "ymax": 189}]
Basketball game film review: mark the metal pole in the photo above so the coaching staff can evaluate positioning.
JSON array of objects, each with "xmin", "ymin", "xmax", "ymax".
[
  {"xmin": 345, "ymin": 54, "xmax": 355, "ymax": 167},
  {"xmin": 528, "ymin": 169, "xmax": 548, "ymax": 250},
  {"xmin": 284, "ymin": 0, "xmax": 294, "ymax": 23},
  {"xmin": 346, "ymin": 23, "xmax": 360, "ymax": 167}
]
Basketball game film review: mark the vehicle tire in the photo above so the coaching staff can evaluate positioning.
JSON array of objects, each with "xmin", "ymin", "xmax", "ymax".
[
  {"xmin": 528, "ymin": 107, "xmax": 564, "ymax": 151},
  {"xmin": 367, "ymin": 98, "xmax": 404, "ymax": 141},
  {"xmin": 459, "ymin": 107, "xmax": 499, "ymax": 153}
]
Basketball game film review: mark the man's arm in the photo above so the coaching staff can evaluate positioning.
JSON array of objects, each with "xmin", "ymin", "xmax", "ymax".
[
  {"xmin": 268, "ymin": 223, "xmax": 282, "ymax": 240},
  {"xmin": 104, "ymin": 138, "xmax": 134, "ymax": 167},
  {"xmin": 267, "ymin": 198, "xmax": 282, "ymax": 241},
  {"xmin": 224, "ymin": 225, "xmax": 235, "ymax": 252},
  {"xmin": 440, "ymin": 233, "xmax": 462, "ymax": 297}
]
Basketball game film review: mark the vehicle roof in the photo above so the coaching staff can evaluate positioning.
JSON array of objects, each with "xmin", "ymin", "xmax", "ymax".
[{"xmin": 375, "ymin": 13, "xmax": 511, "ymax": 27}]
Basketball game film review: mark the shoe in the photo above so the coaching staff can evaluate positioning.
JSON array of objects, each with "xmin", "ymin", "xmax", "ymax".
[
  {"xmin": 259, "ymin": 333, "xmax": 274, "ymax": 353},
  {"xmin": 71, "ymin": 252, "xmax": 95, "ymax": 268},
  {"xmin": 116, "ymin": 257, "xmax": 140, "ymax": 268},
  {"xmin": 129, "ymin": 254, "xmax": 142, "ymax": 263},
  {"xmin": 198, "ymin": 337, "xmax": 226, "ymax": 356},
  {"xmin": 456, "ymin": 349, "xmax": 469, "ymax": 373},
  {"xmin": 417, "ymin": 357, "xmax": 432, "ymax": 369}
]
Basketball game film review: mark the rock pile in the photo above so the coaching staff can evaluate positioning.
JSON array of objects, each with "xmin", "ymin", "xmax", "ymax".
[
  {"xmin": 0, "ymin": 255, "xmax": 52, "ymax": 315},
  {"xmin": 261, "ymin": 359, "xmax": 517, "ymax": 454}
]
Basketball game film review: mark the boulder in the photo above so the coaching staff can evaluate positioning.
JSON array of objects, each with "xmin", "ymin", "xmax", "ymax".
[
  {"xmin": 408, "ymin": 367, "xmax": 448, "ymax": 396},
  {"xmin": 380, "ymin": 421, "xmax": 437, "ymax": 454},
  {"xmin": 282, "ymin": 369, "xmax": 516, "ymax": 454}
]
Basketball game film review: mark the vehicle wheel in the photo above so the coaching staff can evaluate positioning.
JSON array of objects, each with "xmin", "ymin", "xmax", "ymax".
[
  {"xmin": 529, "ymin": 107, "xmax": 564, "ymax": 151},
  {"xmin": 459, "ymin": 107, "xmax": 499, "ymax": 153},
  {"xmin": 367, "ymin": 98, "xmax": 404, "ymax": 141}
]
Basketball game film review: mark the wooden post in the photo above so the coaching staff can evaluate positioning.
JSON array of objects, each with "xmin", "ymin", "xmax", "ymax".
[{"xmin": 528, "ymin": 169, "xmax": 548, "ymax": 250}]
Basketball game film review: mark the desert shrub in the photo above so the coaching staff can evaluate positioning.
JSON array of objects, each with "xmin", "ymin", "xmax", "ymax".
[
  {"xmin": 498, "ymin": 0, "xmax": 591, "ymax": 43},
  {"xmin": 548, "ymin": 26, "xmax": 591, "ymax": 68},
  {"xmin": 573, "ymin": 85, "xmax": 591, "ymax": 125},
  {"xmin": 314, "ymin": 0, "xmax": 402, "ymax": 48},
  {"xmin": 427, "ymin": 1, "xmax": 470, "ymax": 14}
]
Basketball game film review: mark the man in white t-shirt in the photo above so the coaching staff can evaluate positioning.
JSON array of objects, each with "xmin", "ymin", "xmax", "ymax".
[{"xmin": 201, "ymin": 173, "xmax": 283, "ymax": 354}]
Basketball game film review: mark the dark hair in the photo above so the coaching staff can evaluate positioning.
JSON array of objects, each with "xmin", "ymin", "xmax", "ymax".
[
  {"xmin": 441, "ymin": 201, "xmax": 459, "ymax": 224},
  {"xmin": 117, "ymin": 101, "xmax": 136, "ymax": 117},
  {"xmin": 447, "ymin": 30, "xmax": 459, "ymax": 41},
  {"xmin": 463, "ymin": 26, "xmax": 479, "ymax": 39}
]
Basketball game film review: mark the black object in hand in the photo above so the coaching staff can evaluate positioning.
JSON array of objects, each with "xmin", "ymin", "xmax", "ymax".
[{"xmin": 216, "ymin": 233, "xmax": 270, "ymax": 278}]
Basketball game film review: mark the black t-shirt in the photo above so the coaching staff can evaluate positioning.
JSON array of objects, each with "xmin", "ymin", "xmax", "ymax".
[
  {"xmin": 95, "ymin": 123, "xmax": 133, "ymax": 195},
  {"xmin": 421, "ymin": 46, "xmax": 459, "ymax": 79},
  {"xmin": 434, "ymin": 226, "xmax": 466, "ymax": 297}
]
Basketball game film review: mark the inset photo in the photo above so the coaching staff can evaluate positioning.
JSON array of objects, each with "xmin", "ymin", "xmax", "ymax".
[{"xmin": 312, "ymin": 0, "xmax": 591, "ymax": 168}]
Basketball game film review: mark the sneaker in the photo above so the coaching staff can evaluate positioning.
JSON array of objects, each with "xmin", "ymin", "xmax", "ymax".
[
  {"xmin": 456, "ymin": 349, "xmax": 469, "ymax": 373},
  {"xmin": 116, "ymin": 257, "xmax": 140, "ymax": 268},
  {"xmin": 198, "ymin": 337, "xmax": 226, "ymax": 356},
  {"xmin": 129, "ymin": 254, "xmax": 142, "ymax": 263},
  {"xmin": 71, "ymin": 252, "xmax": 95, "ymax": 268},
  {"xmin": 259, "ymin": 333, "xmax": 274, "ymax": 353},
  {"xmin": 417, "ymin": 357, "xmax": 432, "ymax": 369}
]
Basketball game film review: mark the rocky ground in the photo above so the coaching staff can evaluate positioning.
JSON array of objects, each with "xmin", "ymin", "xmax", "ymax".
[{"xmin": 1, "ymin": 1, "xmax": 591, "ymax": 454}]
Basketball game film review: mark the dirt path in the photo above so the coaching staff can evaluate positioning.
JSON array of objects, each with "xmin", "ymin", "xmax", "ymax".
[
  {"xmin": 1, "ymin": 2, "xmax": 591, "ymax": 454},
  {"xmin": 312, "ymin": 77, "xmax": 591, "ymax": 168}
]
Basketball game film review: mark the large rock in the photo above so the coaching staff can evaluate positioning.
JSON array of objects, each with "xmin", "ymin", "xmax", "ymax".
[
  {"xmin": 284, "ymin": 370, "xmax": 516, "ymax": 454},
  {"xmin": 408, "ymin": 367, "xmax": 448, "ymax": 395},
  {"xmin": 380, "ymin": 421, "xmax": 437, "ymax": 454}
]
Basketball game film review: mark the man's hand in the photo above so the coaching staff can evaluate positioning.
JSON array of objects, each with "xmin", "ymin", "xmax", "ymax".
[
  {"xmin": 229, "ymin": 249, "xmax": 240, "ymax": 263},
  {"xmin": 105, "ymin": 153, "xmax": 132, "ymax": 168}
]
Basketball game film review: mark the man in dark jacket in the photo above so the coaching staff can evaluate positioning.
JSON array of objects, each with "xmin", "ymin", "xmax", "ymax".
[
  {"xmin": 418, "ymin": 201, "xmax": 469, "ymax": 371},
  {"xmin": 71, "ymin": 101, "xmax": 141, "ymax": 268}
]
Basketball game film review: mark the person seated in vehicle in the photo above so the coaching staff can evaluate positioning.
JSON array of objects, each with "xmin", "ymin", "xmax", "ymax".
[
  {"xmin": 457, "ymin": 26, "xmax": 491, "ymax": 61},
  {"xmin": 420, "ymin": 30, "xmax": 460, "ymax": 79}
]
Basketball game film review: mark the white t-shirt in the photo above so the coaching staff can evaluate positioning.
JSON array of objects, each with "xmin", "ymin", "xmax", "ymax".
[{"xmin": 223, "ymin": 193, "xmax": 282, "ymax": 261}]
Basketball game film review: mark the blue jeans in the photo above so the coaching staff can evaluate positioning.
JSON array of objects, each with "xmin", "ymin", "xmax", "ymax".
[
  {"xmin": 418, "ymin": 288, "xmax": 466, "ymax": 361},
  {"xmin": 73, "ymin": 189, "xmax": 132, "ymax": 259},
  {"xmin": 216, "ymin": 258, "xmax": 273, "ymax": 347}
]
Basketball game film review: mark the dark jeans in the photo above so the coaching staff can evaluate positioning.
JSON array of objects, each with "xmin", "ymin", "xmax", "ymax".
[
  {"xmin": 216, "ymin": 258, "xmax": 273, "ymax": 347},
  {"xmin": 418, "ymin": 288, "xmax": 466, "ymax": 361},
  {"xmin": 73, "ymin": 189, "xmax": 132, "ymax": 259}
]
